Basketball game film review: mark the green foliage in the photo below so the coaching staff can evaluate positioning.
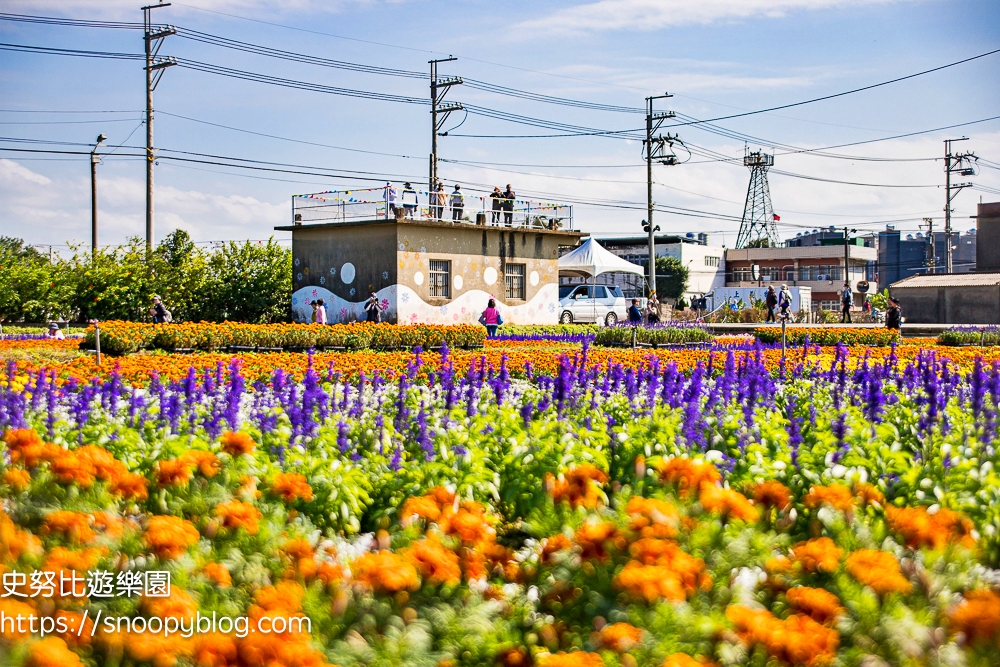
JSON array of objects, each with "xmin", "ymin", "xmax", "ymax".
[
  {"xmin": 654, "ymin": 256, "xmax": 689, "ymax": 300},
  {"xmin": 0, "ymin": 233, "xmax": 292, "ymax": 324},
  {"xmin": 593, "ymin": 325, "xmax": 713, "ymax": 346},
  {"xmin": 939, "ymin": 327, "xmax": 1000, "ymax": 346}
]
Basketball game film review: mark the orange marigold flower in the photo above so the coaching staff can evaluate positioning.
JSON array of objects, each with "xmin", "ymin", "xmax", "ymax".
[
  {"xmin": 803, "ymin": 484, "xmax": 855, "ymax": 514},
  {"xmin": 573, "ymin": 520, "xmax": 622, "ymax": 562},
  {"xmin": 25, "ymin": 636, "xmax": 84, "ymax": 667},
  {"xmin": 41, "ymin": 511, "xmax": 96, "ymax": 545},
  {"xmin": 789, "ymin": 537, "xmax": 843, "ymax": 574},
  {"xmin": 270, "ymin": 472, "xmax": 314, "ymax": 503},
  {"xmin": 214, "ymin": 500, "xmax": 262, "ymax": 535},
  {"xmin": 598, "ymin": 622, "xmax": 643, "ymax": 653},
  {"xmin": 546, "ymin": 464, "xmax": 608, "ymax": 509},
  {"xmin": 143, "ymin": 588, "xmax": 198, "ymax": 620},
  {"xmin": 853, "ymin": 482, "xmax": 884, "ymax": 508},
  {"xmin": 156, "ymin": 459, "xmax": 193, "ymax": 487},
  {"xmin": 351, "ymin": 550, "xmax": 420, "ymax": 594},
  {"xmin": 236, "ymin": 632, "xmax": 328, "ymax": 667},
  {"xmin": 76, "ymin": 445, "xmax": 123, "ymax": 481},
  {"xmin": 949, "ymin": 589, "xmax": 1000, "ymax": 645},
  {"xmin": 54, "ymin": 610, "xmax": 92, "ymax": 648},
  {"xmin": 845, "ymin": 549, "xmax": 912, "ymax": 596},
  {"xmin": 885, "ymin": 505, "xmax": 976, "ymax": 550},
  {"xmin": 541, "ymin": 533, "xmax": 572, "ymax": 563},
  {"xmin": 124, "ymin": 630, "xmax": 193, "ymax": 667},
  {"xmin": 3, "ymin": 468, "xmax": 31, "ymax": 491},
  {"xmin": 144, "ymin": 515, "xmax": 200, "ymax": 560},
  {"xmin": 662, "ymin": 654, "xmax": 718, "ymax": 667},
  {"xmin": 43, "ymin": 547, "xmax": 103, "ymax": 573},
  {"xmin": 752, "ymin": 481, "xmax": 792, "ymax": 511},
  {"xmin": 191, "ymin": 633, "xmax": 238, "ymax": 667},
  {"xmin": 627, "ymin": 538, "xmax": 710, "ymax": 593},
  {"xmin": 0, "ymin": 599, "xmax": 35, "ymax": 639},
  {"xmin": 439, "ymin": 506, "xmax": 496, "ymax": 546},
  {"xmin": 538, "ymin": 651, "xmax": 605, "ymax": 667},
  {"xmin": 90, "ymin": 511, "xmax": 125, "ymax": 540},
  {"xmin": 3, "ymin": 428, "xmax": 60, "ymax": 468},
  {"xmin": 109, "ymin": 471, "xmax": 149, "ymax": 501},
  {"xmin": 251, "ymin": 580, "xmax": 305, "ymax": 615},
  {"xmin": 785, "ymin": 586, "xmax": 845, "ymax": 625},
  {"xmin": 0, "ymin": 512, "xmax": 42, "ymax": 564},
  {"xmin": 699, "ymin": 482, "xmax": 759, "ymax": 522},
  {"xmin": 180, "ymin": 450, "xmax": 220, "ymax": 478},
  {"xmin": 202, "ymin": 562, "xmax": 231, "ymax": 588},
  {"xmin": 49, "ymin": 450, "xmax": 96, "ymax": 488},
  {"xmin": 219, "ymin": 431, "xmax": 256, "ymax": 456},
  {"xmin": 655, "ymin": 458, "xmax": 720, "ymax": 498},
  {"xmin": 400, "ymin": 494, "xmax": 444, "ymax": 525},
  {"xmin": 404, "ymin": 535, "xmax": 462, "ymax": 586},
  {"xmin": 614, "ymin": 561, "xmax": 688, "ymax": 602},
  {"xmin": 626, "ymin": 496, "xmax": 679, "ymax": 539},
  {"xmin": 726, "ymin": 605, "xmax": 839, "ymax": 667}
]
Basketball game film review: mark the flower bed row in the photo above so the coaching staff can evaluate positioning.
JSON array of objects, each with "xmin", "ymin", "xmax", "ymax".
[
  {"xmin": 1, "ymin": 345, "xmax": 1000, "ymax": 665},
  {"xmin": 82, "ymin": 321, "xmax": 485, "ymax": 355},
  {"xmin": 754, "ymin": 326, "xmax": 901, "ymax": 346},
  {"xmin": 594, "ymin": 324, "xmax": 714, "ymax": 347},
  {"xmin": 939, "ymin": 326, "xmax": 1000, "ymax": 346}
]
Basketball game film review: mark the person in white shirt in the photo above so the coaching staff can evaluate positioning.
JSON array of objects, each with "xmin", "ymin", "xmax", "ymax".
[{"xmin": 315, "ymin": 299, "xmax": 328, "ymax": 324}]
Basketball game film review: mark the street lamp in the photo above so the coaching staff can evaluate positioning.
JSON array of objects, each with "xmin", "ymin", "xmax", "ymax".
[{"xmin": 91, "ymin": 133, "xmax": 107, "ymax": 260}]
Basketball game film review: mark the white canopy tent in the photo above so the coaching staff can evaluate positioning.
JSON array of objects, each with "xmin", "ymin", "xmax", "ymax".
[
  {"xmin": 558, "ymin": 237, "xmax": 647, "ymax": 279},
  {"xmin": 558, "ymin": 238, "xmax": 647, "ymax": 323}
]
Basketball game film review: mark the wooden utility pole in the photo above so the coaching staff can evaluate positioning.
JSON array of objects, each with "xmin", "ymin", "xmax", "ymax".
[{"xmin": 142, "ymin": 3, "xmax": 175, "ymax": 251}]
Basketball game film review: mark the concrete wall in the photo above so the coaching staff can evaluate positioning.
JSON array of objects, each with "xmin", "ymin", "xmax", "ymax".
[
  {"xmin": 893, "ymin": 285, "xmax": 1000, "ymax": 324},
  {"xmin": 978, "ymin": 202, "xmax": 1000, "ymax": 272},
  {"xmin": 284, "ymin": 220, "xmax": 579, "ymax": 324},
  {"xmin": 396, "ymin": 226, "xmax": 565, "ymax": 325}
]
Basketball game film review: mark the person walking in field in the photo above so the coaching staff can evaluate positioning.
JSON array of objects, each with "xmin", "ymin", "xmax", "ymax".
[
  {"xmin": 885, "ymin": 297, "xmax": 902, "ymax": 331},
  {"xmin": 479, "ymin": 298, "xmax": 502, "ymax": 338},
  {"xmin": 840, "ymin": 283, "xmax": 853, "ymax": 323},
  {"xmin": 150, "ymin": 295, "xmax": 171, "ymax": 323},
  {"xmin": 315, "ymin": 298, "xmax": 328, "ymax": 324},
  {"xmin": 778, "ymin": 284, "xmax": 792, "ymax": 320},
  {"xmin": 450, "ymin": 185, "xmax": 465, "ymax": 222},
  {"xmin": 765, "ymin": 285, "xmax": 778, "ymax": 323}
]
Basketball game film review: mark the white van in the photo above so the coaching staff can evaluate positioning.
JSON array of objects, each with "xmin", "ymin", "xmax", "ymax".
[{"xmin": 558, "ymin": 285, "xmax": 629, "ymax": 325}]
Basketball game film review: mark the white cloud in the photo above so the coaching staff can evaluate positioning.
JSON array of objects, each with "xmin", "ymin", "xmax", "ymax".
[
  {"xmin": 0, "ymin": 159, "xmax": 52, "ymax": 186},
  {"xmin": 517, "ymin": 0, "xmax": 911, "ymax": 34}
]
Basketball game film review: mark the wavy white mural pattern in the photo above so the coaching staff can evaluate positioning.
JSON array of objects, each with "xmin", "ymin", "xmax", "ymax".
[{"xmin": 290, "ymin": 283, "xmax": 559, "ymax": 325}]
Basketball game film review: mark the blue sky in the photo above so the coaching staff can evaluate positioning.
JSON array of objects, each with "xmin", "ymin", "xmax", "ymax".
[{"xmin": 1, "ymin": 0, "xmax": 999, "ymax": 251}]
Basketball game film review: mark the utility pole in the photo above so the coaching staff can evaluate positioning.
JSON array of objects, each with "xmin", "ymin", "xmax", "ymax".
[
  {"xmin": 90, "ymin": 133, "xmax": 106, "ymax": 261},
  {"xmin": 944, "ymin": 137, "xmax": 977, "ymax": 273},
  {"xmin": 644, "ymin": 93, "xmax": 678, "ymax": 299},
  {"xmin": 143, "ymin": 3, "xmax": 175, "ymax": 252},
  {"xmin": 843, "ymin": 226, "xmax": 856, "ymax": 291},
  {"xmin": 429, "ymin": 57, "xmax": 462, "ymax": 193},
  {"xmin": 922, "ymin": 217, "xmax": 935, "ymax": 274}
]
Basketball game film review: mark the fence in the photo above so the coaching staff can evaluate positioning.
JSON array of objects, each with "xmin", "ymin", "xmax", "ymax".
[{"xmin": 292, "ymin": 187, "xmax": 573, "ymax": 230}]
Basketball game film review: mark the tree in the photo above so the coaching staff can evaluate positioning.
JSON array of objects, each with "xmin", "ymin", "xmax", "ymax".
[
  {"xmin": 654, "ymin": 256, "xmax": 689, "ymax": 300},
  {"xmin": 0, "ymin": 237, "xmax": 72, "ymax": 322},
  {"xmin": 207, "ymin": 239, "xmax": 291, "ymax": 323}
]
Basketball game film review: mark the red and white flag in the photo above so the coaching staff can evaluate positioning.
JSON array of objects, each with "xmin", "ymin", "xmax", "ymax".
[{"xmin": 773, "ymin": 213, "xmax": 781, "ymax": 221}]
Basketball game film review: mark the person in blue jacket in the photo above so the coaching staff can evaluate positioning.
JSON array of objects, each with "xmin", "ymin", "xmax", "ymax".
[{"xmin": 628, "ymin": 298, "xmax": 643, "ymax": 323}]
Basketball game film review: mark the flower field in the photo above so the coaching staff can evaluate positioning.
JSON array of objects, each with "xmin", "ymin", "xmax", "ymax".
[{"xmin": 2, "ymin": 334, "xmax": 1000, "ymax": 665}]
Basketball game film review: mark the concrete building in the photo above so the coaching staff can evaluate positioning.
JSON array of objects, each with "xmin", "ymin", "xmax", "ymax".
[
  {"xmin": 275, "ymin": 215, "xmax": 582, "ymax": 324},
  {"xmin": 878, "ymin": 227, "xmax": 977, "ymax": 285},
  {"xmin": 977, "ymin": 202, "xmax": 1000, "ymax": 272},
  {"xmin": 890, "ymin": 273, "xmax": 1000, "ymax": 324},
  {"xmin": 561, "ymin": 234, "xmax": 725, "ymax": 300},
  {"xmin": 724, "ymin": 242, "xmax": 878, "ymax": 311}
]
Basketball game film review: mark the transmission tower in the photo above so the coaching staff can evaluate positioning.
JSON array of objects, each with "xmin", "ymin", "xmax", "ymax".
[{"xmin": 736, "ymin": 149, "xmax": 779, "ymax": 248}]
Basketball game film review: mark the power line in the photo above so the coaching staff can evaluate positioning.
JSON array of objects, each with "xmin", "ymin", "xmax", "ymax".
[{"xmin": 661, "ymin": 47, "xmax": 1000, "ymax": 129}]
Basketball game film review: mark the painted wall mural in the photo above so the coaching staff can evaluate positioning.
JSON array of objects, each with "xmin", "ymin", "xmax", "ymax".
[{"xmin": 290, "ymin": 283, "xmax": 560, "ymax": 325}]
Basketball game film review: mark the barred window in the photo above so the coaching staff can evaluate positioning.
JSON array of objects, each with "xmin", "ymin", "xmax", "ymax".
[
  {"xmin": 429, "ymin": 260, "xmax": 450, "ymax": 298},
  {"xmin": 505, "ymin": 263, "xmax": 525, "ymax": 300}
]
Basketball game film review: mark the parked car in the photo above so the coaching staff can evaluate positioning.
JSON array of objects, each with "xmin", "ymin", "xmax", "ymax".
[{"xmin": 558, "ymin": 285, "xmax": 630, "ymax": 325}]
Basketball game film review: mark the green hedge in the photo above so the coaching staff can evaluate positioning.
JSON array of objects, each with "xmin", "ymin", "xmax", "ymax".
[
  {"xmin": 496, "ymin": 324, "xmax": 602, "ymax": 336},
  {"xmin": 938, "ymin": 328, "xmax": 1000, "ymax": 346},
  {"xmin": 754, "ymin": 327, "xmax": 901, "ymax": 346},
  {"xmin": 593, "ymin": 325, "xmax": 713, "ymax": 347}
]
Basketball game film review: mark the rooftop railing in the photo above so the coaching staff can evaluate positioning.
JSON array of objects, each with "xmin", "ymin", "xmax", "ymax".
[{"xmin": 291, "ymin": 187, "xmax": 573, "ymax": 231}]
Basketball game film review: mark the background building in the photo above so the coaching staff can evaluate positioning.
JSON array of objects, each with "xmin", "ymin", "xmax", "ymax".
[
  {"xmin": 724, "ymin": 241, "xmax": 877, "ymax": 311},
  {"xmin": 560, "ymin": 233, "xmax": 725, "ymax": 300},
  {"xmin": 276, "ymin": 215, "xmax": 581, "ymax": 324},
  {"xmin": 890, "ymin": 273, "xmax": 1000, "ymax": 324},
  {"xmin": 977, "ymin": 202, "xmax": 1000, "ymax": 272},
  {"xmin": 878, "ymin": 226, "xmax": 977, "ymax": 285}
]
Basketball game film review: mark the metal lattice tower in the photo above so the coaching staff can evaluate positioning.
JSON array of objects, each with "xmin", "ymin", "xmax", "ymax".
[{"xmin": 736, "ymin": 149, "xmax": 779, "ymax": 248}]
